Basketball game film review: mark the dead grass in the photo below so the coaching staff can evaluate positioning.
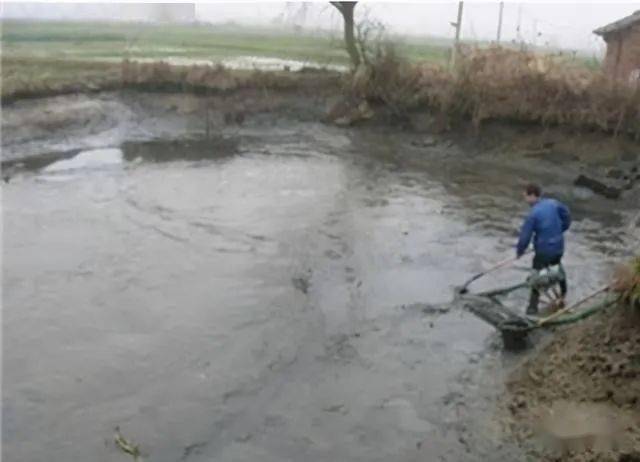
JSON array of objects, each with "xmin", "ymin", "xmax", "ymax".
[
  {"xmin": 1, "ymin": 57, "xmax": 340, "ymax": 102},
  {"xmin": 118, "ymin": 60, "xmax": 342, "ymax": 98},
  {"xmin": 354, "ymin": 45, "xmax": 640, "ymax": 137},
  {"xmin": 350, "ymin": 43, "xmax": 424, "ymax": 113},
  {"xmin": 119, "ymin": 59, "xmax": 337, "ymax": 92},
  {"xmin": 2, "ymin": 57, "xmax": 122, "ymax": 101},
  {"xmin": 612, "ymin": 257, "xmax": 640, "ymax": 311}
]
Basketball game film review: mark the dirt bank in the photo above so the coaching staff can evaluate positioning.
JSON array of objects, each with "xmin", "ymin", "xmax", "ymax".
[
  {"xmin": 1, "ymin": 89, "xmax": 333, "ymax": 164},
  {"xmin": 5, "ymin": 49, "xmax": 640, "ymax": 140},
  {"xmin": 499, "ymin": 305, "xmax": 640, "ymax": 461},
  {"xmin": 4, "ymin": 87, "xmax": 640, "ymax": 211},
  {"xmin": 1, "ymin": 57, "xmax": 342, "ymax": 104}
]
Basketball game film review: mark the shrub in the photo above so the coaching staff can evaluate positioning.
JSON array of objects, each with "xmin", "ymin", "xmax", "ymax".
[
  {"xmin": 611, "ymin": 257, "xmax": 640, "ymax": 310},
  {"xmin": 351, "ymin": 42, "xmax": 424, "ymax": 112},
  {"xmin": 351, "ymin": 45, "xmax": 640, "ymax": 137}
]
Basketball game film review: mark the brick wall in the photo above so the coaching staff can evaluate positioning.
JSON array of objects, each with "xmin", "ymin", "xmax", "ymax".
[
  {"xmin": 603, "ymin": 35, "xmax": 622, "ymax": 78},
  {"xmin": 603, "ymin": 23, "xmax": 640, "ymax": 82}
]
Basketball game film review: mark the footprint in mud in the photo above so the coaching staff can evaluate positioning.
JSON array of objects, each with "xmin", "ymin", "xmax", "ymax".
[
  {"xmin": 322, "ymin": 403, "xmax": 348, "ymax": 414},
  {"xmin": 399, "ymin": 303, "xmax": 451, "ymax": 315},
  {"xmin": 324, "ymin": 249, "xmax": 342, "ymax": 260},
  {"xmin": 378, "ymin": 398, "xmax": 433, "ymax": 433},
  {"xmin": 292, "ymin": 270, "xmax": 312, "ymax": 294},
  {"xmin": 292, "ymin": 276, "xmax": 310, "ymax": 294},
  {"xmin": 321, "ymin": 334, "xmax": 359, "ymax": 363},
  {"xmin": 441, "ymin": 391, "xmax": 465, "ymax": 406},
  {"xmin": 362, "ymin": 197, "xmax": 390, "ymax": 207},
  {"xmin": 234, "ymin": 433, "xmax": 253, "ymax": 443},
  {"xmin": 180, "ymin": 441, "xmax": 207, "ymax": 461},
  {"xmin": 264, "ymin": 414, "xmax": 287, "ymax": 428}
]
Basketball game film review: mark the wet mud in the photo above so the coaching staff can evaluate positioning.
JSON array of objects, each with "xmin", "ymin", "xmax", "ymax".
[
  {"xmin": 2, "ymin": 92, "xmax": 639, "ymax": 462},
  {"xmin": 500, "ymin": 307, "xmax": 640, "ymax": 461}
]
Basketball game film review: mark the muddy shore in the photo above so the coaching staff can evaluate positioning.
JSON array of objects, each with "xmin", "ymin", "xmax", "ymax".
[
  {"xmin": 3, "ymin": 88, "xmax": 640, "ymax": 202},
  {"xmin": 499, "ymin": 306, "xmax": 640, "ymax": 461},
  {"xmin": 2, "ymin": 87, "xmax": 639, "ymax": 462}
]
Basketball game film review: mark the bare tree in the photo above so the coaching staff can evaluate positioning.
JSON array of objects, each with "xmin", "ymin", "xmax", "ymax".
[
  {"xmin": 330, "ymin": 2, "xmax": 360, "ymax": 68},
  {"xmin": 278, "ymin": 2, "xmax": 309, "ymax": 32},
  {"xmin": 354, "ymin": 10, "xmax": 385, "ymax": 67}
]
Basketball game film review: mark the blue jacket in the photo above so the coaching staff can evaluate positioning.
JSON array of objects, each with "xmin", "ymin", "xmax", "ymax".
[{"xmin": 517, "ymin": 198, "xmax": 571, "ymax": 258}]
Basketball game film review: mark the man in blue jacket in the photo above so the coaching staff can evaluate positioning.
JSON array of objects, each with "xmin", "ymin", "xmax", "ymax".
[{"xmin": 516, "ymin": 183, "xmax": 571, "ymax": 315}]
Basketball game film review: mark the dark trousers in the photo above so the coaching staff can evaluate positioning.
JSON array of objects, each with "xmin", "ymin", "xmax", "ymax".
[{"xmin": 528, "ymin": 253, "xmax": 567, "ymax": 314}]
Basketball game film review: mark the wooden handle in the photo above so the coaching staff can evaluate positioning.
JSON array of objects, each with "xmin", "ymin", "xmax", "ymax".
[
  {"xmin": 490, "ymin": 256, "xmax": 520, "ymax": 271},
  {"xmin": 485, "ymin": 252, "xmax": 527, "ymax": 274},
  {"xmin": 537, "ymin": 285, "xmax": 610, "ymax": 326}
]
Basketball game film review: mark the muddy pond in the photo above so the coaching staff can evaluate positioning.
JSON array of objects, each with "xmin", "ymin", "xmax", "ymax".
[{"xmin": 2, "ymin": 94, "xmax": 637, "ymax": 462}]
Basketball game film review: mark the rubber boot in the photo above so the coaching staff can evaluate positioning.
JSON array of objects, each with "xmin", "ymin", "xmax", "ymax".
[
  {"xmin": 527, "ymin": 289, "xmax": 539, "ymax": 315},
  {"xmin": 558, "ymin": 264, "xmax": 568, "ymax": 298}
]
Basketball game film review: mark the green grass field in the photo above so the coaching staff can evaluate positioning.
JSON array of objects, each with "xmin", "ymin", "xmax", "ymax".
[{"xmin": 1, "ymin": 20, "xmax": 450, "ymax": 65}]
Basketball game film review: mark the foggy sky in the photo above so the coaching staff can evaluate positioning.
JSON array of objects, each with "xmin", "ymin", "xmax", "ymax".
[{"xmin": 2, "ymin": 2, "xmax": 639, "ymax": 53}]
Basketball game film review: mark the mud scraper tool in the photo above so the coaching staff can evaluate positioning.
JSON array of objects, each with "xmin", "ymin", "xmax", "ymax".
[{"xmin": 457, "ymin": 251, "xmax": 530, "ymax": 294}]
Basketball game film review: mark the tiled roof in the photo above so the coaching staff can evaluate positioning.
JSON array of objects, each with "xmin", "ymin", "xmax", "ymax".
[{"xmin": 594, "ymin": 10, "xmax": 640, "ymax": 36}]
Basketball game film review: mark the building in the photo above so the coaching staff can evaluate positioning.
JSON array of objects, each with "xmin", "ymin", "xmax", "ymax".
[
  {"xmin": 0, "ymin": 3, "xmax": 196, "ymax": 23},
  {"xmin": 118, "ymin": 4, "xmax": 196, "ymax": 23},
  {"xmin": 594, "ymin": 10, "xmax": 640, "ymax": 82}
]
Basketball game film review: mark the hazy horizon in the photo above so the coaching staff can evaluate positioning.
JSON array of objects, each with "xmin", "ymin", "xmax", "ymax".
[{"xmin": 2, "ymin": 2, "xmax": 638, "ymax": 54}]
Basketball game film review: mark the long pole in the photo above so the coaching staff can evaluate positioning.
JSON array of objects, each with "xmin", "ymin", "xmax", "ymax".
[
  {"xmin": 516, "ymin": 3, "xmax": 522, "ymax": 44},
  {"xmin": 537, "ymin": 285, "xmax": 610, "ymax": 327},
  {"xmin": 458, "ymin": 250, "xmax": 531, "ymax": 294},
  {"xmin": 496, "ymin": 1, "xmax": 504, "ymax": 44},
  {"xmin": 450, "ymin": 1, "xmax": 464, "ymax": 69}
]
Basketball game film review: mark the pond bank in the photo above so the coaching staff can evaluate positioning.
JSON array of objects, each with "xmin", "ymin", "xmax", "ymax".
[
  {"xmin": 3, "ymin": 87, "xmax": 640, "ymax": 207},
  {"xmin": 499, "ymin": 305, "xmax": 640, "ymax": 461}
]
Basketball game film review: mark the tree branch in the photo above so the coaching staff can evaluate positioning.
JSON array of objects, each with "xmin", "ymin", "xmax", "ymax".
[
  {"xmin": 330, "ymin": 2, "xmax": 344, "ymax": 14},
  {"xmin": 330, "ymin": 1, "xmax": 360, "ymax": 68}
]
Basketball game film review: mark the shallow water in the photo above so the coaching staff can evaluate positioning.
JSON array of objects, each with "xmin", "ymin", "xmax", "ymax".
[
  {"xmin": 2, "ymin": 120, "xmax": 634, "ymax": 462},
  {"xmin": 221, "ymin": 55, "xmax": 346, "ymax": 72},
  {"xmin": 89, "ymin": 55, "xmax": 347, "ymax": 72}
]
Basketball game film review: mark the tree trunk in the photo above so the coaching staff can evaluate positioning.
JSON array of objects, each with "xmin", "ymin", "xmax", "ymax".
[{"xmin": 331, "ymin": 2, "xmax": 360, "ymax": 68}]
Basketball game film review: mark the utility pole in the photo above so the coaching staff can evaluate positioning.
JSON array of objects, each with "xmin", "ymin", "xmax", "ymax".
[
  {"xmin": 496, "ymin": 1, "xmax": 504, "ymax": 44},
  {"xmin": 516, "ymin": 3, "xmax": 525, "ymax": 50},
  {"xmin": 516, "ymin": 3, "xmax": 522, "ymax": 42},
  {"xmin": 450, "ymin": 1, "xmax": 464, "ymax": 70}
]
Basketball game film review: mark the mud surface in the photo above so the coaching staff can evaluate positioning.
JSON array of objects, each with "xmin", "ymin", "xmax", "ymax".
[
  {"xmin": 2, "ymin": 92, "xmax": 639, "ymax": 462},
  {"xmin": 501, "ymin": 307, "xmax": 640, "ymax": 461}
]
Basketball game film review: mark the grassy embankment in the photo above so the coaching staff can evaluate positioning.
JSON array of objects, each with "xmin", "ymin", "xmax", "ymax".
[{"xmin": 1, "ymin": 20, "xmax": 449, "ymax": 100}]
